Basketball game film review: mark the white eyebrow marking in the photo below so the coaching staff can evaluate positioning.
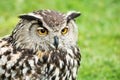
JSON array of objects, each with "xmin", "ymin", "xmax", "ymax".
[{"xmin": 37, "ymin": 27, "xmax": 44, "ymax": 30}]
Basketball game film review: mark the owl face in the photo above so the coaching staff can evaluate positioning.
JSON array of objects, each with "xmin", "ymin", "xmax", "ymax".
[{"xmin": 12, "ymin": 10, "xmax": 80, "ymax": 51}]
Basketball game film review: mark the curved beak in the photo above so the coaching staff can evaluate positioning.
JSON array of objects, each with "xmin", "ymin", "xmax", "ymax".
[{"xmin": 53, "ymin": 36, "xmax": 59, "ymax": 49}]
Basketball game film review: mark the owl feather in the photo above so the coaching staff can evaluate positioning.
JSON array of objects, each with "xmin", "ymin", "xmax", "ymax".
[{"xmin": 0, "ymin": 10, "xmax": 81, "ymax": 80}]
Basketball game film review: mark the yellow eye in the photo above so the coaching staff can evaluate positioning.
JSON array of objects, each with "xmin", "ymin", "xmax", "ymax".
[
  {"xmin": 61, "ymin": 28, "xmax": 68, "ymax": 35},
  {"xmin": 38, "ymin": 28, "xmax": 48, "ymax": 35}
]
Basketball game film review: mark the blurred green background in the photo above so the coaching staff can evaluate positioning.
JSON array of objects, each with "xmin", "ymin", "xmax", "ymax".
[{"xmin": 0, "ymin": 0, "xmax": 120, "ymax": 80}]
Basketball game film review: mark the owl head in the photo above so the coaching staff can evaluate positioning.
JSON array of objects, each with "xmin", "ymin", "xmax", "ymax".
[{"xmin": 12, "ymin": 10, "xmax": 80, "ymax": 52}]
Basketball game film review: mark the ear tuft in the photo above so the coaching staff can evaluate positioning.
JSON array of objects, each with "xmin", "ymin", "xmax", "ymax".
[
  {"xmin": 18, "ymin": 13, "xmax": 42, "ymax": 21},
  {"xmin": 66, "ymin": 11, "xmax": 81, "ymax": 23}
]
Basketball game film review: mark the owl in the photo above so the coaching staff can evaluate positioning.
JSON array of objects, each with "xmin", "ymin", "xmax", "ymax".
[{"xmin": 0, "ymin": 10, "xmax": 81, "ymax": 80}]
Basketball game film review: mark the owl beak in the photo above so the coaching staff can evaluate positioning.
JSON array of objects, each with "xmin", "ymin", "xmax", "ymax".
[{"xmin": 53, "ymin": 36, "xmax": 59, "ymax": 49}]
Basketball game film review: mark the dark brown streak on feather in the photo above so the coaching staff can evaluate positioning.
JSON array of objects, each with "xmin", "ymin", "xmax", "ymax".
[
  {"xmin": 2, "ymin": 64, "xmax": 7, "ymax": 69},
  {"xmin": 4, "ymin": 50, "xmax": 11, "ymax": 56},
  {"xmin": 7, "ymin": 55, "xmax": 11, "ymax": 61},
  {"xmin": 42, "ymin": 54, "xmax": 49, "ymax": 63},
  {"xmin": 49, "ymin": 66, "xmax": 56, "ymax": 76}
]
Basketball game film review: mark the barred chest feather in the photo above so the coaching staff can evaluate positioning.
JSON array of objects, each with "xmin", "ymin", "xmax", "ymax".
[{"xmin": 0, "ymin": 37, "xmax": 81, "ymax": 80}]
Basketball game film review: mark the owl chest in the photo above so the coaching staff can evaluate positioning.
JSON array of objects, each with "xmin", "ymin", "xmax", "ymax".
[
  {"xmin": 41, "ymin": 59, "xmax": 79, "ymax": 80},
  {"xmin": 17, "ymin": 53, "xmax": 79, "ymax": 80},
  {"xmin": 34, "ymin": 57, "xmax": 78, "ymax": 80},
  {"xmin": 2, "ymin": 55, "xmax": 79, "ymax": 80},
  {"xmin": 0, "ymin": 49, "xmax": 80, "ymax": 80},
  {"xmin": 34, "ymin": 53, "xmax": 79, "ymax": 80}
]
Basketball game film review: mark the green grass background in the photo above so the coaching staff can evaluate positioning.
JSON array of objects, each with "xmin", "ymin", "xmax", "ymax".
[{"xmin": 0, "ymin": 0, "xmax": 119, "ymax": 80}]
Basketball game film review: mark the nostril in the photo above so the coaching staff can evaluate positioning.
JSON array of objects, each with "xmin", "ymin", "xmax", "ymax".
[{"xmin": 53, "ymin": 36, "xmax": 59, "ymax": 49}]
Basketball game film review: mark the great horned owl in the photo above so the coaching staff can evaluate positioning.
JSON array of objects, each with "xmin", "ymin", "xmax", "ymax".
[{"xmin": 0, "ymin": 10, "xmax": 81, "ymax": 80}]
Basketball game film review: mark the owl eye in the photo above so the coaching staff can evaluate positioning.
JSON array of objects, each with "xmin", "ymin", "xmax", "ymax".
[
  {"xmin": 61, "ymin": 27, "xmax": 68, "ymax": 35},
  {"xmin": 38, "ymin": 28, "xmax": 48, "ymax": 35}
]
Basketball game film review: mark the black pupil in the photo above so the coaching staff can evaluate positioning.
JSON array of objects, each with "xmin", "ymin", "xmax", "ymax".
[
  {"xmin": 41, "ymin": 29, "xmax": 46, "ymax": 33},
  {"xmin": 62, "ymin": 29, "xmax": 65, "ymax": 32}
]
